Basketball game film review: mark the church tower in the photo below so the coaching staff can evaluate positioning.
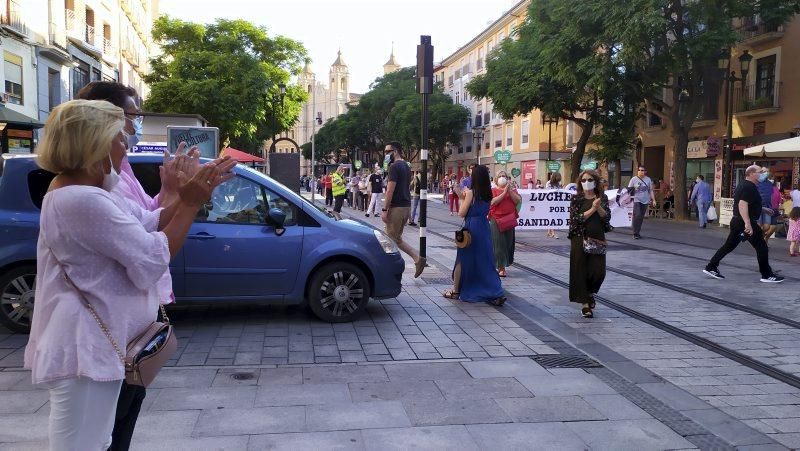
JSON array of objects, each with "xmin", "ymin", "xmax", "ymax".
[
  {"xmin": 330, "ymin": 49, "xmax": 349, "ymax": 117},
  {"xmin": 383, "ymin": 44, "xmax": 400, "ymax": 74}
]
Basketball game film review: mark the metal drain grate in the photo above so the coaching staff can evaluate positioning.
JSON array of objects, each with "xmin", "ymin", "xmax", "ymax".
[
  {"xmin": 230, "ymin": 372, "xmax": 256, "ymax": 381},
  {"xmin": 422, "ymin": 277, "xmax": 452, "ymax": 285},
  {"xmin": 531, "ymin": 354, "xmax": 602, "ymax": 368}
]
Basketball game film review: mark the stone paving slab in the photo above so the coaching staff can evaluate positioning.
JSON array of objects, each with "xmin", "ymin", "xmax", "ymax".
[
  {"xmin": 247, "ymin": 430, "xmax": 364, "ymax": 451},
  {"xmin": 566, "ymin": 418, "xmax": 698, "ymax": 450},
  {"xmin": 360, "ymin": 425, "xmax": 479, "ymax": 450},
  {"xmin": 466, "ymin": 422, "xmax": 591, "ymax": 450}
]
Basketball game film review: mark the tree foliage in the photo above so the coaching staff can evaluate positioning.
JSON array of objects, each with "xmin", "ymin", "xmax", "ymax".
[
  {"xmin": 303, "ymin": 67, "xmax": 469, "ymax": 177},
  {"xmin": 144, "ymin": 17, "xmax": 308, "ymax": 152},
  {"xmin": 598, "ymin": 0, "xmax": 800, "ymax": 218}
]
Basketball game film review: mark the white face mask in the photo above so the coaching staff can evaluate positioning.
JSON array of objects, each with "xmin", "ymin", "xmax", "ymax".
[
  {"xmin": 102, "ymin": 154, "xmax": 121, "ymax": 192},
  {"xmin": 696, "ymin": 178, "xmax": 702, "ymax": 183},
  {"xmin": 497, "ymin": 176, "xmax": 508, "ymax": 187},
  {"xmin": 581, "ymin": 180, "xmax": 596, "ymax": 191}
]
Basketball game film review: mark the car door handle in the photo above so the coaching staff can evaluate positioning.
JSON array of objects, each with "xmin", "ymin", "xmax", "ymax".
[{"xmin": 187, "ymin": 232, "xmax": 216, "ymax": 240}]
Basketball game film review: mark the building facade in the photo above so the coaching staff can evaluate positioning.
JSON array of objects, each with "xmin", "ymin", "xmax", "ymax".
[
  {"xmin": 637, "ymin": 14, "xmax": 800, "ymax": 202},
  {"xmin": 434, "ymin": 0, "xmax": 577, "ymax": 186},
  {"xmin": 1, "ymin": 0, "xmax": 158, "ymax": 154}
]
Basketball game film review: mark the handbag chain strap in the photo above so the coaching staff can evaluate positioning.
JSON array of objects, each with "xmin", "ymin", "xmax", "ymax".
[{"xmin": 49, "ymin": 248, "xmax": 170, "ymax": 368}]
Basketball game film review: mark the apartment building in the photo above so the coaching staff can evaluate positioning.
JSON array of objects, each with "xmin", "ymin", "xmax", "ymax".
[
  {"xmin": 638, "ymin": 14, "xmax": 800, "ymax": 200},
  {"xmin": 0, "ymin": 0, "xmax": 158, "ymax": 155},
  {"xmin": 434, "ymin": 0, "xmax": 576, "ymax": 186}
]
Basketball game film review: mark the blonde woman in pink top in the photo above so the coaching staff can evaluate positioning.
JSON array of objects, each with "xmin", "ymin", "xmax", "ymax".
[{"xmin": 24, "ymin": 100, "xmax": 234, "ymax": 450}]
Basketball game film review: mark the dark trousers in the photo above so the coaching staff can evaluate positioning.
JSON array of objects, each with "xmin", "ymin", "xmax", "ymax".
[
  {"xmin": 108, "ymin": 381, "xmax": 146, "ymax": 451},
  {"xmin": 707, "ymin": 217, "xmax": 773, "ymax": 278},
  {"xmin": 632, "ymin": 202, "xmax": 648, "ymax": 235},
  {"xmin": 325, "ymin": 188, "xmax": 333, "ymax": 206}
]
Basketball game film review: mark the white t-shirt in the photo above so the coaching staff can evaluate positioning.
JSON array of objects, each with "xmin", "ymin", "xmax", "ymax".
[{"xmin": 791, "ymin": 189, "xmax": 800, "ymax": 209}]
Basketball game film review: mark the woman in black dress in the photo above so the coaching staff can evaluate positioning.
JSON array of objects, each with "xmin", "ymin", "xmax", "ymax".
[{"xmin": 567, "ymin": 170, "xmax": 611, "ymax": 318}]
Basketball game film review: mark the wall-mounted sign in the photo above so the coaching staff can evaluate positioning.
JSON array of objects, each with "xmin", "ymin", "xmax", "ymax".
[
  {"xmin": 547, "ymin": 161, "xmax": 561, "ymax": 172},
  {"xmin": 167, "ymin": 126, "xmax": 219, "ymax": 159},
  {"xmin": 706, "ymin": 137, "xmax": 721, "ymax": 157},
  {"xmin": 131, "ymin": 142, "xmax": 168, "ymax": 153},
  {"xmin": 494, "ymin": 150, "xmax": 512, "ymax": 164},
  {"xmin": 511, "ymin": 167, "xmax": 521, "ymax": 178},
  {"xmin": 687, "ymin": 140, "xmax": 708, "ymax": 159}
]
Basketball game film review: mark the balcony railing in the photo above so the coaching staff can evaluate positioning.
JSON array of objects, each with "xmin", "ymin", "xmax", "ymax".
[
  {"xmin": 86, "ymin": 24, "xmax": 95, "ymax": 45},
  {"xmin": 737, "ymin": 21, "xmax": 784, "ymax": 43},
  {"xmin": 734, "ymin": 82, "xmax": 782, "ymax": 114},
  {"xmin": 103, "ymin": 38, "xmax": 116, "ymax": 55},
  {"xmin": 1, "ymin": 0, "xmax": 28, "ymax": 36},
  {"xmin": 65, "ymin": 9, "xmax": 81, "ymax": 38}
]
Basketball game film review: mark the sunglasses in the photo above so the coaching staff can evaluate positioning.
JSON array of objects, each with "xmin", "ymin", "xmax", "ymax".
[{"xmin": 580, "ymin": 178, "xmax": 595, "ymax": 182}]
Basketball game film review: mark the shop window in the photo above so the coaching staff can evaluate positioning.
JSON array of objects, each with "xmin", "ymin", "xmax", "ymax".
[{"xmin": 4, "ymin": 52, "xmax": 23, "ymax": 105}]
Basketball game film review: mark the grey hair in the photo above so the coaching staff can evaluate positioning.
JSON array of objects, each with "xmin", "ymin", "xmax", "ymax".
[{"xmin": 745, "ymin": 165, "xmax": 761, "ymax": 176}]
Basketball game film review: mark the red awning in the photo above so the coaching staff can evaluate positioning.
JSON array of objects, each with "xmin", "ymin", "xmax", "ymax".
[{"xmin": 221, "ymin": 147, "xmax": 264, "ymax": 163}]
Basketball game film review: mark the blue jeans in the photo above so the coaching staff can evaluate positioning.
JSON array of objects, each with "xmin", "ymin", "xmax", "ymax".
[
  {"xmin": 696, "ymin": 200, "xmax": 708, "ymax": 227},
  {"xmin": 410, "ymin": 197, "xmax": 420, "ymax": 222}
]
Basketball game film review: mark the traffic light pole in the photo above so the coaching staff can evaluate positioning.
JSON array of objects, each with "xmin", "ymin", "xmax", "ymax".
[{"xmin": 417, "ymin": 36, "xmax": 433, "ymax": 261}]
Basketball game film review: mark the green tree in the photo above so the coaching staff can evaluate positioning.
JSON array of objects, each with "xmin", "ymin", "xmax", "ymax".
[
  {"xmin": 468, "ymin": 0, "xmax": 631, "ymax": 182},
  {"xmin": 144, "ymin": 17, "xmax": 308, "ymax": 152},
  {"xmin": 602, "ymin": 0, "xmax": 800, "ymax": 219}
]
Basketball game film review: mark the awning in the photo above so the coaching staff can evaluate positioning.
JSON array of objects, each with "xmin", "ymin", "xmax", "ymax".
[
  {"xmin": 221, "ymin": 147, "xmax": 264, "ymax": 163},
  {"xmin": 0, "ymin": 106, "xmax": 44, "ymax": 129},
  {"xmin": 744, "ymin": 136, "xmax": 800, "ymax": 158}
]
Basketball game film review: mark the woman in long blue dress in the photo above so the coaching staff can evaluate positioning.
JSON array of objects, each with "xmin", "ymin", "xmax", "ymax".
[{"xmin": 443, "ymin": 165, "xmax": 506, "ymax": 306}]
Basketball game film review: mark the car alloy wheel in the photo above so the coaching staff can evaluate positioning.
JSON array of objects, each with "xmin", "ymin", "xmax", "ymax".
[
  {"xmin": 308, "ymin": 262, "xmax": 370, "ymax": 322},
  {"xmin": 0, "ymin": 266, "xmax": 36, "ymax": 333}
]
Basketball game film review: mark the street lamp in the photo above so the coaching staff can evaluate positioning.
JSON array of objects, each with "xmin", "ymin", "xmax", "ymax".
[
  {"xmin": 542, "ymin": 115, "xmax": 559, "ymax": 175},
  {"xmin": 472, "ymin": 126, "xmax": 484, "ymax": 166},
  {"xmin": 267, "ymin": 83, "xmax": 287, "ymax": 154},
  {"xmin": 718, "ymin": 49, "xmax": 752, "ymax": 197}
]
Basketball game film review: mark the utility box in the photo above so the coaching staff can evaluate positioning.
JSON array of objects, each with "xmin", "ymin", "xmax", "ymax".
[{"xmin": 268, "ymin": 153, "xmax": 300, "ymax": 194}]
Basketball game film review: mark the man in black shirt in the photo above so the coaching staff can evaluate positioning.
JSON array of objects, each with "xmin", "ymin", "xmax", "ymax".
[
  {"xmin": 704, "ymin": 165, "xmax": 783, "ymax": 282},
  {"xmin": 381, "ymin": 141, "xmax": 425, "ymax": 278},
  {"xmin": 365, "ymin": 167, "xmax": 384, "ymax": 217}
]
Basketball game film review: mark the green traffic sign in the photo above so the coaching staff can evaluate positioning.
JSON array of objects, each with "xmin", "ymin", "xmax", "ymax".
[
  {"xmin": 494, "ymin": 150, "xmax": 512, "ymax": 164},
  {"xmin": 580, "ymin": 162, "xmax": 597, "ymax": 170},
  {"xmin": 547, "ymin": 161, "xmax": 561, "ymax": 171},
  {"xmin": 511, "ymin": 167, "xmax": 521, "ymax": 178},
  {"xmin": 354, "ymin": 160, "xmax": 362, "ymax": 169}
]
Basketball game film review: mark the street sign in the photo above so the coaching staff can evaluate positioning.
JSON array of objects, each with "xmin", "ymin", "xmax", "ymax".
[
  {"xmin": 167, "ymin": 126, "xmax": 220, "ymax": 159},
  {"xmin": 354, "ymin": 160, "xmax": 362, "ymax": 170},
  {"xmin": 547, "ymin": 161, "xmax": 561, "ymax": 172},
  {"xmin": 580, "ymin": 162, "xmax": 597, "ymax": 170},
  {"xmin": 511, "ymin": 167, "xmax": 521, "ymax": 178},
  {"xmin": 494, "ymin": 150, "xmax": 512, "ymax": 164}
]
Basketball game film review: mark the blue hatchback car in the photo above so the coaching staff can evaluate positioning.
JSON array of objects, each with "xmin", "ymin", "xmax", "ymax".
[{"xmin": 0, "ymin": 153, "xmax": 404, "ymax": 333}]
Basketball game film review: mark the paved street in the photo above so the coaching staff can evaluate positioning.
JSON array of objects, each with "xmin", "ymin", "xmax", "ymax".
[{"xmin": 0, "ymin": 193, "xmax": 798, "ymax": 449}]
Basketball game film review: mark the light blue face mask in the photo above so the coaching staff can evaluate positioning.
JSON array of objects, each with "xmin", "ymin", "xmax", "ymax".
[
  {"xmin": 758, "ymin": 172, "xmax": 769, "ymax": 183},
  {"xmin": 128, "ymin": 117, "xmax": 143, "ymax": 148}
]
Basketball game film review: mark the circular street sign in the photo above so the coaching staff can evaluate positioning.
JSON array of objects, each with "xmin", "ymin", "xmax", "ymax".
[
  {"xmin": 547, "ymin": 161, "xmax": 561, "ymax": 171},
  {"xmin": 511, "ymin": 167, "xmax": 521, "ymax": 178}
]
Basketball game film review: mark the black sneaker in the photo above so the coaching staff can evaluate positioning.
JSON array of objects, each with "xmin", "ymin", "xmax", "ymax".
[
  {"xmin": 703, "ymin": 268, "xmax": 725, "ymax": 279},
  {"xmin": 760, "ymin": 275, "xmax": 785, "ymax": 283},
  {"xmin": 365, "ymin": 213, "xmax": 370, "ymax": 217},
  {"xmin": 633, "ymin": 234, "xmax": 641, "ymax": 240}
]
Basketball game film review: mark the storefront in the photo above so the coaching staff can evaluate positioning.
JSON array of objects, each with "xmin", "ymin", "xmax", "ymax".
[
  {"xmin": 0, "ymin": 106, "xmax": 44, "ymax": 155},
  {"xmin": 686, "ymin": 138, "xmax": 720, "ymax": 198},
  {"xmin": 731, "ymin": 133, "xmax": 795, "ymax": 191}
]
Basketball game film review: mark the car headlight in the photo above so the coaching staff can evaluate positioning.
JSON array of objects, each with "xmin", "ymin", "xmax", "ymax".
[{"xmin": 373, "ymin": 229, "xmax": 399, "ymax": 254}]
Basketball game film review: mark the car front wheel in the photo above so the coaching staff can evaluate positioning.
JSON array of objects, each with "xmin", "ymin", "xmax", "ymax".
[
  {"xmin": 307, "ymin": 262, "xmax": 370, "ymax": 322},
  {"xmin": 0, "ymin": 265, "xmax": 36, "ymax": 333}
]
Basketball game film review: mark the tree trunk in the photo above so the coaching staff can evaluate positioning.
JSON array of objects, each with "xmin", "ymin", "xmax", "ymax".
[
  {"xmin": 671, "ymin": 128, "xmax": 690, "ymax": 220},
  {"xmin": 570, "ymin": 121, "xmax": 594, "ymax": 182}
]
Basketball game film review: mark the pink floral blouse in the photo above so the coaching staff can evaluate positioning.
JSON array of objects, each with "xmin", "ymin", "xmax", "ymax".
[{"xmin": 24, "ymin": 186, "xmax": 169, "ymax": 384}]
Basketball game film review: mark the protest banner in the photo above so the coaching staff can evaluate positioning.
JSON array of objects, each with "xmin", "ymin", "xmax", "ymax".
[{"xmin": 515, "ymin": 188, "xmax": 633, "ymax": 230}]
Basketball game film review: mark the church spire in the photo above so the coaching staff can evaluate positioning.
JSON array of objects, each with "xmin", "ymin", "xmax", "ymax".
[{"xmin": 383, "ymin": 42, "xmax": 400, "ymax": 74}]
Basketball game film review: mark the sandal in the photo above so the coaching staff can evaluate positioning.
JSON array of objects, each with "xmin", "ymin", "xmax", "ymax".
[
  {"xmin": 488, "ymin": 296, "xmax": 506, "ymax": 306},
  {"xmin": 443, "ymin": 290, "xmax": 460, "ymax": 300},
  {"xmin": 498, "ymin": 269, "xmax": 507, "ymax": 278}
]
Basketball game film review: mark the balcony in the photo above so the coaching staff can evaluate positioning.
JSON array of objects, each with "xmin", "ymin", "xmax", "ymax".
[
  {"xmin": 65, "ymin": 9, "xmax": 81, "ymax": 39},
  {"xmin": 86, "ymin": 24, "xmax": 96, "ymax": 46},
  {"xmin": 1, "ymin": 0, "xmax": 28, "ymax": 37},
  {"xmin": 103, "ymin": 38, "xmax": 116, "ymax": 55},
  {"xmin": 734, "ymin": 82, "xmax": 781, "ymax": 116},
  {"xmin": 737, "ymin": 21, "xmax": 784, "ymax": 46}
]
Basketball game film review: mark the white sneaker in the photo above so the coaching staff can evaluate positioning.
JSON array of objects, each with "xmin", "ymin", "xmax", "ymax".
[{"xmin": 703, "ymin": 269, "xmax": 725, "ymax": 279}]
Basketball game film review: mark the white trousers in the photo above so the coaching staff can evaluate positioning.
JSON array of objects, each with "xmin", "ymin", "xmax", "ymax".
[
  {"xmin": 46, "ymin": 377, "xmax": 122, "ymax": 451},
  {"xmin": 367, "ymin": 193, "xmax": 382, "ymax": 215}
]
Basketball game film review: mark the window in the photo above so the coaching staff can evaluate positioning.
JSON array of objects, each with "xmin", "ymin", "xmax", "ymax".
[
  {"xmin": 506, "ymin": 123, "xmax": 513, "ymax": 146},
  {"xmin": 4, "ymin": 52, "xmax": 23, "ymax": 105},
  {"xmin": 521, "ymin": 119, "xmax": 530, "ymax": 144},
  {"xmin": 466, "ymin": 145, "xmax": 472, "ymax": 153},
  {"xmin": 456, "ymin": 91, "xmax": 459, "ymax": 104},
  {"xmin": 566, "ymin": 121, "xmax": 574, "ymax": 147},
  {"xmin": 48, "ymin": 69, "xmax": 60, "ymax": 111},
  {"xmin": 457, "ymin": 145, "xmax": 463, "ymax": 154},
  {"xmin": 263, "ymin": 186, "xmax": 299, "ymax": 227},
  {"xmin": 340, "ymin": 78, "xmax": 346, "ymax": 91},
  {"xmin": 72, "ymin": 61, "xmax": 89, "ymax": 98},
  {"xmin": 755, "ymin": 55, "xmax": 776, "ymax": 103},
  {"xmin": 485, "ymin": 141, "xmax": 490, "ymax": 150},
  {"xmin": 494, "ymin": 126, "xmax": 502, "ymax": 148},
  {"xmin": 200, "ymin": 177, "xmax": 268, "ymax": 225}
]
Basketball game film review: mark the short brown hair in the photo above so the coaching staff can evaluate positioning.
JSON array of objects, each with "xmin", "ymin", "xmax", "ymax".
[{"xmin": 77, "ymin": 81, "xmax": 138, "ymax": 109}]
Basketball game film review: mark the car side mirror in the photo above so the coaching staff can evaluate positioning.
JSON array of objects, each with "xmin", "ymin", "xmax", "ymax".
[{"xmin": 268, "ymin": 208, "xmax": 287, "ymax": 236}]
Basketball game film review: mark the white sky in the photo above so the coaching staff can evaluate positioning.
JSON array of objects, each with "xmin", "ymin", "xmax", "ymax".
[{"xmin": 156, "ymin": 0, "xmax": 520, "ymax": 93}]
